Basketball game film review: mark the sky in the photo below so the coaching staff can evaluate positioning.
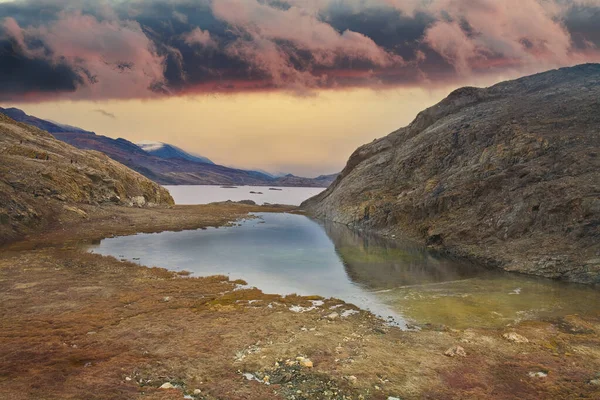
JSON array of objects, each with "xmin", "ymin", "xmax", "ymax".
[{"xmin": 1, "ymin": 0, "xmax": 599, "ymax": 176}]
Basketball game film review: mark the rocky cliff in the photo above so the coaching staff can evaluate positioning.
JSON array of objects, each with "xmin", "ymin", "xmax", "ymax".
[
  {"xmin": 0, "ymin": 113, "xmax": 174, "ymax": 244},
  {"xmin": 302, "ymin": 64, "xmax": 600, "ymax": 283}
]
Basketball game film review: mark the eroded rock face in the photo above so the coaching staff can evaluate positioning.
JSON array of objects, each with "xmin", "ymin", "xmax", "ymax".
[
  {"xmin": 303, "ymin": 64, "xmax": 600, "ymax": 283},
  {"xmin": 0, "ymin": 114, "xmax": 174, "ymax": 244}
]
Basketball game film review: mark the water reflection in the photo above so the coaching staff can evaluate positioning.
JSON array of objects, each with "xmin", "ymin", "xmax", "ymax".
[{"xmin": 322, "ymin": 220, "xmax": 496, "ymax": 289}]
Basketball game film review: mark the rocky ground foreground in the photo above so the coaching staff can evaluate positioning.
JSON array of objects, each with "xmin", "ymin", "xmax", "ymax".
[{"xmin": 1, "ymin": 203, "xmax": 600, "ymax": 400}]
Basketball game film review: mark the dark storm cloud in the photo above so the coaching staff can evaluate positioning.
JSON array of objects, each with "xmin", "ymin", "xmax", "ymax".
[{"xmin": 0, "ymin": 0, "xmax": 599, "ymax": 101}]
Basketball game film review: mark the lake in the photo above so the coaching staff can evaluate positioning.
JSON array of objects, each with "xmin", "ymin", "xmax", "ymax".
[
  {"xmin": 164, "ymin": 185, "xmax": 324, "ymax": 206},
  {"xmin": 90, "ymin": 212, "xmax": 600, "ymax": 329}
]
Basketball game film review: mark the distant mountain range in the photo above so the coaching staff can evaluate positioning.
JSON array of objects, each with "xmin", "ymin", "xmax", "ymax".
[
  {"xmin": 137, "ymin": 141, "xmax": 214, "ymax": 165},
  {"xmin": 0, "ymin": 107, "xmax": 337, "ymax": 187}
]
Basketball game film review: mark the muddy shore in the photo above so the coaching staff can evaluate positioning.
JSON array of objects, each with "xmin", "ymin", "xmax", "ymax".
[{"xmin": 1, "ymin": 203, "xmax": 600, "ymax": 399}]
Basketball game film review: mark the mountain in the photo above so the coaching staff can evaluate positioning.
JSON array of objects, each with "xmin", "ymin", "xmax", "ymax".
[
  {"xmin": 0, "ymin": 108, "xmax": 336, "ymax": 187},
  {"xmin": 0, "ymin": 112, "xmax": 173, "ymax": 245},
  {"xmin": 137, "ymin": 140, "xmax": 214, "ymax": 165},
  {"xmin": 302, "ymin": 64, "xmax": 600, "ymax": 284},
  {"xmin": 48, "ymin": 131, "xmax": 276, "ymax": 185},
  {"xmin": 0, "ymin": 107, "xmax": 94, "ymax": 134}
]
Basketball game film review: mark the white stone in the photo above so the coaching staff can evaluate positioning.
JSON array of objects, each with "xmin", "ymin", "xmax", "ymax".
[
  {"xmin": 325, "ymin": 312, "xmax": 339, "ymax": 321},
  {"xmin": 160, "ymin": 382, "xmax": 175, "ymax": 389},
  {"xmin": 503, "ymin": 332, "xmax": 529, "ymax": 343}
]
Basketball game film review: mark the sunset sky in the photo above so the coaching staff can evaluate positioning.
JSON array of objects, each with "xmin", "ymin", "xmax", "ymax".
[{"xmin": 1, "ymin": 0, "xmax": 599, "ymax": 176}]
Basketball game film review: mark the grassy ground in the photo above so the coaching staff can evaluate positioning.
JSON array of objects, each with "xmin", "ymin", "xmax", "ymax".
[{"xmin": 1, "ymin": 203, "xmax": 599, "ymax": 399}]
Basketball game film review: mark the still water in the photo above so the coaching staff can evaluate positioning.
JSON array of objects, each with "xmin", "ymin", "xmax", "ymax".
[
  {"xmin": 164, "ymin": 185, "xmax": 324, "ymax": 206},
  {"xmin": 90, "ymin": 213, "xmax": 600, "ymax": 329}
]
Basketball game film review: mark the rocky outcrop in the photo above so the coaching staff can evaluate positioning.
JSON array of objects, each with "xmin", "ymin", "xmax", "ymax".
[
  {"xmin": 302, "ymin": 64, "xmax": 600, "ymax": 283},
  {"xmin": 0, "ymin": 113, "xmax": 174, "ymax": 244}
]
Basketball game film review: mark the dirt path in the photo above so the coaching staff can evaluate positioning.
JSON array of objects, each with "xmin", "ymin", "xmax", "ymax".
[{"xmin": 1, "ymin": 204, "xmax": 599, "ymax": 399}]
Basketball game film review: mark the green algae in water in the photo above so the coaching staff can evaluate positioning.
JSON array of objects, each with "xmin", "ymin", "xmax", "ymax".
[{"xmin": 376, "ymin": 275, "xmax": 600, "ymax": 329}]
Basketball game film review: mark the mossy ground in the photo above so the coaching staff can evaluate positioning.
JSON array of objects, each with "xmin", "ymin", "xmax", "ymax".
[{"xmin": 1, "ymin": 203, "xmax": 599, "ymax": 399}]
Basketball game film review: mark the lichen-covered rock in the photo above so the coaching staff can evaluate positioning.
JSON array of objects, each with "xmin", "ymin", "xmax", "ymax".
[
  {"xmin": 0, "ymin": 113, "xmax": 174, "ymax": 244},
  {"xmin": 303, "ymin": 64, "xmax": 600, "ymax": 284}
]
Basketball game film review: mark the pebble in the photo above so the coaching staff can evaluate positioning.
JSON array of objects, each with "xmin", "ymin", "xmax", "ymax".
[
  {"xmin": 345, "ymin": 375, "xmax": 358, "ymax": 385},
  {"xmin": 444, "ymin": 345, "xmax": 467, "ymax": 357},
  {"xmin": 193, "ymin": 389, "xmax": 202, "ymax": 394},
  {"xmin": 502, "ymin": 332, "xmax": 529, "ymax": 343},
  {"xmin": 160, "ymin": 382, "xmax": 175, "ymax": 389},
  {"xmin": 125, "ymin": 377, "xmax": 132, "ymax": 381}
]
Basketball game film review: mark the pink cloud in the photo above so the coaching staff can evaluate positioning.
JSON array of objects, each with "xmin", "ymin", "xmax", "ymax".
[
  {"xmin": 211, "ymin": 0, "xmax": 402, "ymax": 89},
  {"xmin": 183, "ymin": 27, "xmax": 217, "ymax": 48},
  {"xmin": 421, "ymin": 0, "xmax": 600, "ymax": 75}
]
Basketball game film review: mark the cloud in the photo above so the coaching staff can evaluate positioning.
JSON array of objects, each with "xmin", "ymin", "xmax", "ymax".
[
  {"xmin": 0, "ymin": 0, "xmax": 599, "ymax": 101},
  {"xmin": 94, "ymin": 108, "xmax": 116, "ymax": 118},
  {"xmin": 183, "ymin": 27, "xmax": 216, "ymax": 48}
]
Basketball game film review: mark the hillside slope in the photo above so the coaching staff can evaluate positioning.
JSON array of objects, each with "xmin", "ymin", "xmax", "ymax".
[
  {"xmin": 0, "ymin": 114, "xmax": 173, "ymax": 244},
  {"xmin": 303, "ymin": 64, "xmax": 600, "ymax": 283}
]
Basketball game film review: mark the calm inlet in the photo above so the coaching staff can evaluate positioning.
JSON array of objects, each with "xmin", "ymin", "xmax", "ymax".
[
  {"xmin": 90, "ymin": 213, "xmax": 600, "ymax": 329},
  {"xmin": 164, "ymin": 185, "xmax": 324, "ymax": 206}
]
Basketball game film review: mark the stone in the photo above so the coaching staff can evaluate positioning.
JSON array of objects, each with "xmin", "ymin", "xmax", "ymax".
[
  {"xmin": 299, "ymin": 359, "xmax": 313, "ymax": 368},
  {"xmin": 62, "ymin": 205, "xmax": 87, "ymax": 218},
  {"xmin": 325, "ymin": 312, "xmax": 339, "ymax": 321},
  {"xmin": 528, "ymin": 371, "xmax": 548, "ymax": 378},
  {"xmin": 130, "ymin": 196, "xmax": 146, "ymax": 207},
  {"xmin": 444, "ymin": 346, "xmax": 467, "ymax": 357},
  {"xmin": 503, "ymin": 332, "xmax": 529, "ymax": 343},
  {"xmin": 193, "ymin": 389, "xmax": 202, "ymax": 394},
  {"xmin": 160, "ymin": 382, "xmax": 175, "ymax": 389},
  {"xmin": 345, "ymin": 375, "xmax": 358, "ymax": 385}
]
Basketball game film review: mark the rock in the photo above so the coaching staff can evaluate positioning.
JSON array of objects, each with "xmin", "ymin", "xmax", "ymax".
[
  {"xmin": 325, "ymin": 312, "xmax": 339, "ymax": 321},
  {"xmin": 130, "ymin": 196, "xmax": 146, "ymax": 207},
  {"xmin": 299, "ymin": 359, "xmax": 314, "ymax": 368},
  {"xmin": 503, "ymin": 332, "xmax": 529, "ymax": 343},
  {"xmin": 444, "ymin": 345, "xmax": 467, "ymax": 357},
  {"xmin": 528, "ymin": 371, "xmax": 548, "ymax": 378},
  {"xmin": 301, "ymin": 64, "xmax": 600, "ymax": 284},
  {"xmin": 193, "ymin": 389, "xmax": 202, "ymax": 394},
  {"xmin": 160, "ymin": 382, "xmax": 175, "ymax": 389},
  {"xmin": 345, "ymin": 375, "xmax": 358, "ymax": 385},
  {"xmin": 125, "ymin": 377, "xmax": 132, "ymax": 381},
  {"xmin": 63, "ymin": 205, "xmax": 88, "ymax": 218}
]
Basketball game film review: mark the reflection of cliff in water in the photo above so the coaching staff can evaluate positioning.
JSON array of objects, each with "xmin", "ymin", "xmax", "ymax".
[{"xmin": 321, "ymin": 220, "xmax": 496, "ymax": 290}]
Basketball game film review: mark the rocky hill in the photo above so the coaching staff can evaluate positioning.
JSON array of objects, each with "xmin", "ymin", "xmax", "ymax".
[
  {"xmin": 0, "ymin": 113, "xmax": 174, "ymax": 245},
  {"xmin": 0, "ymin": 107, "xmax": 336, "ymax": 187},
  {"xmin": 303, "ymin": 64, "xmax": 600, "ymax": 284}
]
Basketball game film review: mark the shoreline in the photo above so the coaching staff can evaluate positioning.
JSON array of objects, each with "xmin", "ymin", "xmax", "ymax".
[{"xmin": 1, "ymin": 203, "xmax": 600, "ymax": 399}]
